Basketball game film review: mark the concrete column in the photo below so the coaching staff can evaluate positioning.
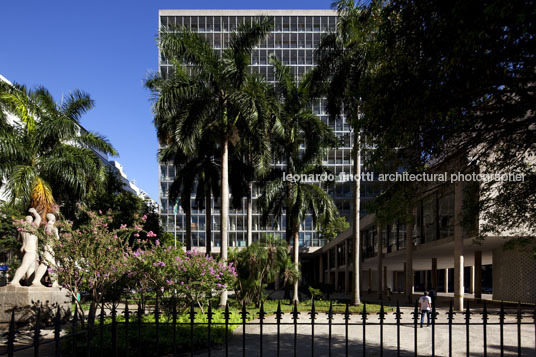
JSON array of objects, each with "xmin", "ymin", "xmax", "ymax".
[
  {"xmin": 377, "ymin": 224, "xmax": 383, "ymax": 298},
  {"xmin": 469, "ymin": 266, "xmax": 475, "ymax": 294},
  {"xmin": 345, "ymin": 240, "xmax": 350, "ymax": 294},
  {"xmin": 432, "ymin": 258, "xmax": 438, "ymax": 291},
  {"xmin": 326, "ymin": 251, "xmax": 331, "ymax": 285},
  {"xmin": 319, "ymin": 254, "xmax": 324, "ymax": 284},
  {"xmin": 444, "ymin": 268, "xmax": 449, "ymax": 293},
  {"xmin": 454, "ymin": 181, "xmax": 465, "ymax": 311},
  {"xmin": 405, "ymin": 219, "xmax": 414, "ymax": 303},
  {"xmin": 334, "ymin": 247, "xmax": 339, "ymax": 292},
  {"xmin": 474, "ymin": 250, "xmax": 482, "ymax": 299},
  {"xmin": 383, "ymin": 266, "xmax": 388, "ymax": 292}
]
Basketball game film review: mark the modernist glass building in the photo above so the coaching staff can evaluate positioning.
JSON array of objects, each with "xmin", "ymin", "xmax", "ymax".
[{"xmin": 157, "ymin": 10, "xmax": 375, "ymax": 250}]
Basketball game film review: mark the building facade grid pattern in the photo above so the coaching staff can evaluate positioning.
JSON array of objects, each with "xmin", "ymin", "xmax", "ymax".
[{"xmin": 158, "ymin": 11, "xmax": 375, "ymax": 248}]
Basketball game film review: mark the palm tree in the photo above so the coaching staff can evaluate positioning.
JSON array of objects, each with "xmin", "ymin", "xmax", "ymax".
[
  {"xmin": 146, "ymin": 17, "xmax": 273, "ymax": 306},
  {"xmin": 0, "ymin": 80, "xmax": 117, "ymax": 216},
  {"xmin": 313, "ymin": 0, "xmax": 379, "ymax": 306},
  {"xmin": 259, "ymin": 57, "xmax": 338, "ymax": 303},
  {"xmin": 160, "ymin": 132, "xmax": 220, "ymax": 253}
]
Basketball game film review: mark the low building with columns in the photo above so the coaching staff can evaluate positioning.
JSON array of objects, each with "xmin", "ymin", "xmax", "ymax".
[{"xmin": 307, "ymin": 169, "xmax": 536, "ymax": 310}]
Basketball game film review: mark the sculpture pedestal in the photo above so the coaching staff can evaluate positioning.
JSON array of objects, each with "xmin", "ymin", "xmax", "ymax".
[{"xmin": 0, "ymin": 285, "xmax": 71, "ymax": 328}]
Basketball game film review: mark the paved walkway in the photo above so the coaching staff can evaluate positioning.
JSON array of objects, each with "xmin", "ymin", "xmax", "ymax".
[{"xmin": 205, "ymin": 307, "xmax": 535, "ymax": 357}]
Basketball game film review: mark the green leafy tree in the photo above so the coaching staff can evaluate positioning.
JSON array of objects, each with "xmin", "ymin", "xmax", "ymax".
[
  {"xmin": 259, "ymin": 58, "xmax": 338, "ymax": 303},
  {"xmin": 146, "ymin": 18, "xmax": 273, "ymax": 306},
  {"xmin": 355, "ymin": 0, "xmax": 536, "ymax": 251},
  {"xmin": 0, "ymin": 80, "xmax": 117, "ymax": 218},
  {"xmin": 319, "ymin": 215, "xmax": 350, "ymax": 241}
]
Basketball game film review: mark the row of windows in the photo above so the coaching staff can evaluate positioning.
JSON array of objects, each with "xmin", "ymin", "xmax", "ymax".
[
  {"xmin": 360, "ymin": 188, "xmax": 456, "ymax": 258},
  {"xmin": 170, "ymin": 231, "xmax": 327, "ymax": 248},
  {"xmin": 160, "ymin": 15, "xmax": 337, "ymax": 33},
  {"xmin": 160, "ymin": 212, "xmax": 317, "ymax": 232}
]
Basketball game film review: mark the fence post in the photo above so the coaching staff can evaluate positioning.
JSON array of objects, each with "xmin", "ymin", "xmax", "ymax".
[
  {"xmin": 224, "ymin": 302, "xmax": 230, "ymax": 357},
  {"xmin": 241, "ymin": 302, "xmax": 248, "ymax": 357},
  {"xmin": 482, "ymin": 300, "xmax": 488, "ymax": 357},
  {"xmin": 276, "ymin": 300, "xmax": 282, "ymax": 357},
  {"xmin": 34, "ymin": 308, "xmax": 41, "ymax": 357},
  {"xmin": 190, "ymin": 301, "xmax": 196, "ymax": 357},
  {"xmin": 446, "ymin": 301, "xmax": 455, "ymax": 357},
  {"xmin": 124, "ymin": 300, "xmax": 129, "ymax": 357},
  {"xmin": 155, "ymin": 296, "xmax": 160, "ymax": 357},
  {"xmin": 378, "ymin": 300, "xmax": 385, "ymax": 357},
  {"xmin": 207, "ymin": 301, "xmax": 213, "ymax": 357},
  {"xmin": 99, "ymin": 302, "xmax": 105, "ymax": 357},
  {"xmin": 361, "ymin": 303, "xmax": 367, "ymax": 357},
  {"xmin": 499, "ymin": 301, "xmax": 505, "ymax": 357},
  {"xmin": 7, "ymin": 310, "xmax": 15, "ymax": 357},
  {"xmin": 394, "ymin": 301, "xmax": 403, "ymax": 357},
  {"xmin": 432, "ymin": 301, "xmax": 437, "ymax": 357},
  {"xmin": 309, "ymin": 299, "xmax": 316, "ymax": 357},
  {"xmin": 344, "ymin": 303, "xmax": 350, "ymax": 357},
  {"xmin": 412, "ymin": 300, "xmax": 418, "ymax": 357},
  {"xmin": 72, "ymin": 306, "xmax": 78, "ymax": 357},
  {"xmin": 517, "ymin": 302, "xmax": 522, "ymax": 356},
  {"xmin": 326, "ymin": 301, "xmax": 334, "ymax": 357},
  {"xmin": 172, "ymin": 298, "xmax": 177, "ymax": 357},
  {"xmin": 464, "ymin": 300, "xmax": 471, "ymax": 357},
  {"xmin": 55, "ymin": 306, "xmax": 61, "ymax": 357},
  {"xmin": 292, "ymin": 300, "xmax": 300, "ymax": 357},
  {"xmin": 137, "ymin": 301, "xmax": 142, "ymax": 357},
  {"xmin": 112, "ymin": 302, "xmax": 117, "ymax": 357},
  {"xmin": 259, "ymin": 302, "xmax": 265, "ymax": 357}
]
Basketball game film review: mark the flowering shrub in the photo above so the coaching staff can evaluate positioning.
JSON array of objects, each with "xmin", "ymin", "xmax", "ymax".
[
  {"xmin": 13, "ymin": 206, "xmax": 146, "ymax": 327},
  {"xmin": 128, "ymin": 243, "xmax": 237, "ymax": 313},
  {"xmin": 174, "ymin": 250, "xmax": 237, "ymax": 312}
]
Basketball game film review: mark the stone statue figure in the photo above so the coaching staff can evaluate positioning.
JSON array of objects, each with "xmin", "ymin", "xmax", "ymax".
[
  {"xmin": 32, "ymin": 213, "xmax": 59, "ymax": 287},
  {"xmin": 9, "ymin": 208, "xmax": 41, "ymax": 287}
]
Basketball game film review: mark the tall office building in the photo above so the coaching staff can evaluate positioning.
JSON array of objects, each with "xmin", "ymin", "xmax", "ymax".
[{"xmin": 158, "ymin": 10, "xmax": 373, "ymax": 251}]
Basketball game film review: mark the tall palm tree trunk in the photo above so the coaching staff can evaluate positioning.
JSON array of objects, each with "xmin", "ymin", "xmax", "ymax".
[
  {"xmin": 292, "ymin": 230, "xmax": 300, "ymax": 303},
  {"xmin": 352, "ymin": 129, "xmax": 361, "ymax": 306},
  {"xmin": 247, "ymin": 181, "xmax": 253, "ymax": 246},
  {"xmin": 219, "ymin": 135, "xmax": 229, "ymax": 307},
  {"xmin": 206, "ymin": 189, "xmax": 212, "ymax": 256}
]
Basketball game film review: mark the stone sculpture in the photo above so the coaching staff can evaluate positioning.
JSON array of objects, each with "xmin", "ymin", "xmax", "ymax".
[
  {"xmin": 9, "ymin": 208, "xmax": 41, "ymax": 287},
  {"xmin": 32, "ymin": 213, "xmax": 59, "ymax": 287}
]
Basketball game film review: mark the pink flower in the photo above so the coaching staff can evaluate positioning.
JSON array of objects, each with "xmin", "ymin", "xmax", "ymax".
[
  {"xmin": 120, "ymin": 224, "xmax": 127, "ymax": 229},
  {"xmin": 154, "ymin": 238, "xmax": 160, "ymax": 245}
]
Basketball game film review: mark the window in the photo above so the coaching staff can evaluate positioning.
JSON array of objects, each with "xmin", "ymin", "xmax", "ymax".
[
  {"xmin": 439, "ymin": 189, "xmax": 454, "ymax": 239},
  {"xmin": 422, "ymin": 195, "xmax": 436, "ymax": 242}
]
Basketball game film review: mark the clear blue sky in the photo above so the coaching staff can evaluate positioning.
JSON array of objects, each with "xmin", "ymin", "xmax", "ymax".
[{"xmin": 0, "ymin": 0, "xmax": 331, "ymax": 201}]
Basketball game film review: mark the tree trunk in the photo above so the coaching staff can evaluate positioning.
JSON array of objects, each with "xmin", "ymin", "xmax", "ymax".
[
  {"xmin": 352, "ymin": 129, "xmax": 361, "ymax": 305},
  {"xmin": 87, "ymin": 301, "xmax": 98, "ymax": 330},
  {"xmin": 206, "ymin": 188, "xmax": 212, "ymax": 256},
  {"xmin": 292, "ymin": 230, "xmax": 300, "ymax": 303},
  {"xmin": 247, "ymin": 181, "xmax": 253, "ymax": 246},
  {"xmin": 185, "ymin": 197, "xmax": 192, "ymax": 251},
  {"xmin": 219, "ymin": 135, "xmax": 229, "ymax": 307}
]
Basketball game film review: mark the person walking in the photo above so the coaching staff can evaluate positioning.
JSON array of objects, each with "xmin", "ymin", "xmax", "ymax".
[{"xmin": 418, "ymin": 291, "xmax": 432, "ymax": 327}]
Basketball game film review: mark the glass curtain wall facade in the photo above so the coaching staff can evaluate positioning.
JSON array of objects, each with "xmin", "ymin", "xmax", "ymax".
[{"xmin": 158, "ymin": 10, "xmax": 374, "ymax": 249}]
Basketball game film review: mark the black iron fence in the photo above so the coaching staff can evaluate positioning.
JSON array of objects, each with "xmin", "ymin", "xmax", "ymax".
[{"xmin": 1, "ymin": 299, "xmax": 535, "ymax": 356}]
